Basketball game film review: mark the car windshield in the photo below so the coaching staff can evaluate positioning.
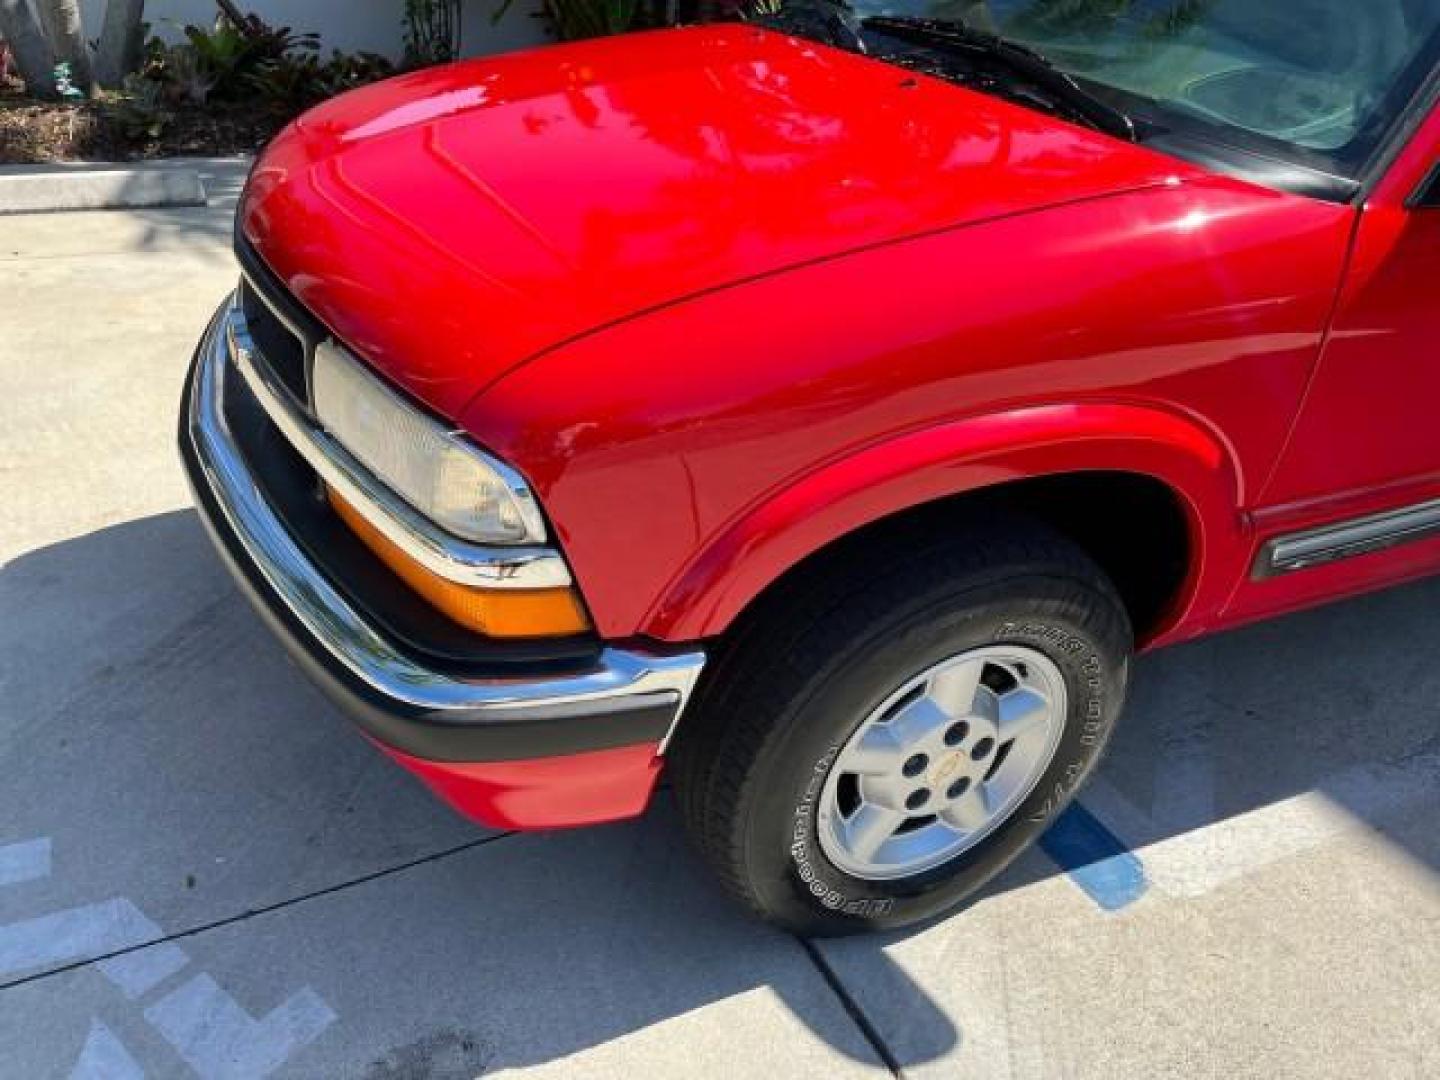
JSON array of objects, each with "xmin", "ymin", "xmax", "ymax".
[{"xmin": 853, "ymin": 0, "xmax": 1440, "ymax": 175}]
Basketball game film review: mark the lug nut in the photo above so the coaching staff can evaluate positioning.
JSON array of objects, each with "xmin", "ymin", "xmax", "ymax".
[
  {"xmin": 902, "ymin": 753, "xmax": 928, "ymax": 777},
  {"xmin": 943, "ymin": 721, "xmax": 969, "ymax": 747},
  {"xmin": 946, "ymin": 777, "xmax": 971, "ymax": 799},
  {"xmin": 971, "ymin": 737, "xmax": 995, "ymax": 760},
  {"xmin": 905, "ymin": 788, "xmax": 930, "ymax": 811}
]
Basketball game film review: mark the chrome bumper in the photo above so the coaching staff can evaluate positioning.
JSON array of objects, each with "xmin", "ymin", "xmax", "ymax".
[{"xmin": 182, "ymin": 295, "xmax": 705, "ymax": 754}]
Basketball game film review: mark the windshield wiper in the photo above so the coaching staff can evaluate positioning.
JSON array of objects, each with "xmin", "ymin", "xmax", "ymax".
[
  {"xmin": 755, "ymin": 0, "xmax": 868, "ymax": 54},
  {"xmin": 860, "ymin": 16, "xmax": 1137, "ymax": 142}
]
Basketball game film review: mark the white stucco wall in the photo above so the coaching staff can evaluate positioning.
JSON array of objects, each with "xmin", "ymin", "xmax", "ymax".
[{"xmin": 75, "ymin": 0, "xmax": 551, "ymax": 61}]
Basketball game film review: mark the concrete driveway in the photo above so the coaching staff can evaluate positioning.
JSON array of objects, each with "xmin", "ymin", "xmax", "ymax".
[{"xmin": 2, "ymin": 172, "xmax": 1437, "ymax": 1079}]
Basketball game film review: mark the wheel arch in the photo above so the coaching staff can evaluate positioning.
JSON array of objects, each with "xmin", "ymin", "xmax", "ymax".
[{"xmin": 643, "ymin": 403, "xmax": 1248, "ymax": 649}]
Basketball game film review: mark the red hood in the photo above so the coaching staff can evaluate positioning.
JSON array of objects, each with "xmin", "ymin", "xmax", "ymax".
[{"xmin": 241, "ymin": 24, "xmax": 1194, "ymax": 418}]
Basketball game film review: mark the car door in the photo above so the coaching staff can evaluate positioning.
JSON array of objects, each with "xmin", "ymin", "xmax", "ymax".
[{"xmin": 1230, "ymin": 93, "xmax": 1440, "ymax": 621}]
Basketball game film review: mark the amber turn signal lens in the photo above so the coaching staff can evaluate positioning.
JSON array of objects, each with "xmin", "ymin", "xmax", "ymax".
[{"xmin": 327, "ymin": 488, "xmax": 590, "ymax": 638}]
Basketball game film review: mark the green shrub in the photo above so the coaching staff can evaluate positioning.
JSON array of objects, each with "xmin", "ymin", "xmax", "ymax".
[
  {"xmin": 126, "ymin": 12, "xmax": 391, "ymax": 112},
  {"xmin": 179, "ymin": 17, "xmax": 318, "ymax": 102},
  {"xmin": 494, "ymin": 0, "xmax": 664, "ymax": 42},
  {"xmin": 404, "ymin": 0, "xmax": 463, "ymax": 65},
  {"xmin": 110, "ymin": 73, "xmax": 175, "ymax": 138},
  {"xmin": 245, "ymin": 49, "xmax": 396, "ymax": 109}
]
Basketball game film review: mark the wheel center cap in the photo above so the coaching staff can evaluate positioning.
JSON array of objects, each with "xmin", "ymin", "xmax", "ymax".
[{"xmin": 929, "ymin": 752, "xmax": 965, "ymax": 787}]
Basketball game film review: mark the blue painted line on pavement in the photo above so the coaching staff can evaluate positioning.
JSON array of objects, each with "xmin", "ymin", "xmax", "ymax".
[{"xmin": 1040, "ymin": 802, "xmax": 1148, "ymax": 911}]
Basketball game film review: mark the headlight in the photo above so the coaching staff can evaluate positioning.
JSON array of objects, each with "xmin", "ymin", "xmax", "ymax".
[{"xmin": 312, "ymin": 341, "xmax": 546, "ymax": 545}]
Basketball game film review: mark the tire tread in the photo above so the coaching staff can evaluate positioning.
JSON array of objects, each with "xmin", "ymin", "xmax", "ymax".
[{"xmin": 671, "ymin": 516, "xmax": 1132, "ymax": 927}]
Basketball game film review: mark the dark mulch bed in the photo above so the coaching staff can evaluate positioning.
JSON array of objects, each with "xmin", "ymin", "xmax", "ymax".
[{"xmin": 1, "ymin": 82, "xmax": 294, "ymax": 163}]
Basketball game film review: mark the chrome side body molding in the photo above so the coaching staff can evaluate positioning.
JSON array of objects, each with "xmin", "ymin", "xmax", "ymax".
[{"xmin": 1254, "ymin": 497, "xmax": 1440, "ymax": 577}]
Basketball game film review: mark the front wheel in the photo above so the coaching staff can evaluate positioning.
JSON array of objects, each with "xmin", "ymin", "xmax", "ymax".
[{"xmin": 671, "ymin": 518, "xmax": 1133, "ymax": 935}]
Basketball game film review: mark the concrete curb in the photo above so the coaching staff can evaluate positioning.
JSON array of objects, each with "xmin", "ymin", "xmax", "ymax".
[{"xmin": 0, "ymin": 166, "xmax": 207, "ymax": 215}]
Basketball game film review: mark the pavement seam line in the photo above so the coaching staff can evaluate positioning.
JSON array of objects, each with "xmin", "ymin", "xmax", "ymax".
[
  {"xmin": 0, "ymin": 831, "xmax": 517, "ymax": 993},
  {"xmin": 798, "ymin": 937, "xmax": 906, "ymax": 1078}
]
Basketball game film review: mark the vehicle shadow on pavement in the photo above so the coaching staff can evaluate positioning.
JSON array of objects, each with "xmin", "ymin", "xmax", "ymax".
[
  {"xmin": 972, "ymin": 559, "xmax": 1440, "ymax": 913},
  {"xmin": 3, "ymin": 510, "xmax": 1437, "ymax": 1074},
  {"xmin": 0, "ymin": 510, "xmax": 949, "ymax": 1074}
]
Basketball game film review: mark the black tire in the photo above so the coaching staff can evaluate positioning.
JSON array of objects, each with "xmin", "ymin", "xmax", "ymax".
[{"xmin": 670, "ymin": 515, "xmax": 1133, "ymax": 936}]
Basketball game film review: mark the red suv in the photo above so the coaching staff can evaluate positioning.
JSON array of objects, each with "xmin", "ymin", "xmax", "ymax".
[{"xmin": 182, "ymin": 3, "xmax": 1440, "ymax": 934}]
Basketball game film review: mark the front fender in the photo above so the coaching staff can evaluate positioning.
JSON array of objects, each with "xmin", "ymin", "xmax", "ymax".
[
  {"xmin": 642, "ymin": 403, "xmax": 1247, "ymax": 647},
  {"xmin": 467, "ymin": 179, "xmax": 1343, "ymax": 647}
]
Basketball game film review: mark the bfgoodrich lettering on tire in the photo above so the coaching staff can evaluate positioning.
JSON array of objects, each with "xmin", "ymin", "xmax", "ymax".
[{"xmin": 670, "ymin": 515, "xmax": 1132, "ymax": 935}]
